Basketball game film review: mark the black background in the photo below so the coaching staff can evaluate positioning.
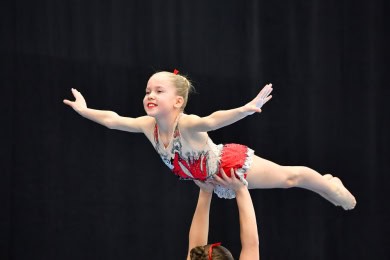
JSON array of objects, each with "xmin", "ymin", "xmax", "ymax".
[{"xmin": 1, "ymin": 0, "xmax": 389, "ymax": 259}]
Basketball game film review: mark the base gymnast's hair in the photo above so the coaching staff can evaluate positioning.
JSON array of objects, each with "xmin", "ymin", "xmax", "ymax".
[{"xmin": 190, "ymin": 243, "xmax": 234, "ymax": 260}]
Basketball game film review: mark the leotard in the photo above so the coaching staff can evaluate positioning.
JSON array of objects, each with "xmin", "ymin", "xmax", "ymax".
[{"xmin": 150, "ymin": 114, "xmax": 254, "ymax": 199}]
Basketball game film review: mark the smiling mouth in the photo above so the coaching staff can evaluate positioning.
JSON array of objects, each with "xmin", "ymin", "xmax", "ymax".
[{"xmin": 147, "ymin": 103, "xmax": 157, "ymax": 108}]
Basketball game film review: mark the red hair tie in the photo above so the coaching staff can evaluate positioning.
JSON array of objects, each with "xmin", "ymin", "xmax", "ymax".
[
  {"xmin": 208, "ymin": 242, "xmax": 221, "ymax": 260},
  {"xmin": 173, "ymin": 69, "xmax": 179, "ymax": 75}
]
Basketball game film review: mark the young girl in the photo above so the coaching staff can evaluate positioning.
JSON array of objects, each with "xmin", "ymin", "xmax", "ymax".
[{"xmin": 63, "ymin": 70, "xmax": 356, "ymax": 210}]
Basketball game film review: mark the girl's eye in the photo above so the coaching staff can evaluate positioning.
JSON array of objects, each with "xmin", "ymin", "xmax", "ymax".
[{"xmin": 157, "ymin": 90, "xmax": 162, "ymax": 93}]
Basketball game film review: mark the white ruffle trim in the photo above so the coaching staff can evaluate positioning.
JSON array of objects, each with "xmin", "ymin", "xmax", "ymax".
[{"xmin": 213, "ymin": 148, "xmax": 254, "ymax": 199}]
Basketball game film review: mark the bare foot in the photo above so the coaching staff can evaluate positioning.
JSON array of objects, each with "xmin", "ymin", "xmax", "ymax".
[
  {"xmin": 326, "ymin": 176, "xmax": 356, "ymax": 210},
  {"xmin": 323, "ymin": 174, "xmax": 333, "ymax": 180},
  {"xmin": 317, "ymin": 174, "xmax": 357, "ymax": 210},
  {"xmin": 330, "ymin": 177, "xmax": 356, "ymax": 210},
  {"xmin": 318, "ymin": 174, "xmax": 340, "ymax": 207}
]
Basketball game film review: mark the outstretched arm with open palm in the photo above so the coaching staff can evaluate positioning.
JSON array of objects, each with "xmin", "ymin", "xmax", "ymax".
[
  {"xmin": 181, "ymin": 83, "xmax": 273, "ymax": 132},
  {"xmin": 63, "ymin": 88, "xmax": 150, "ymax": 132}
]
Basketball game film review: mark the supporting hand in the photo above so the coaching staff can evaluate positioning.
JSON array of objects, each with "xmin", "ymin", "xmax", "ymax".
[
  {"xmin": 194, "ymin": 179, "xmax": 215, "ymax": 194},
  {"xmin": 212, "ymin": 168, "xmax": 246, "ymax": 192}
]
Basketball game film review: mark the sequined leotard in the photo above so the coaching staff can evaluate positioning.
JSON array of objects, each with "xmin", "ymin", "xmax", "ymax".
[{"xmin": 150, "ymin": 114, "xmax": 254, "ymax": 199}]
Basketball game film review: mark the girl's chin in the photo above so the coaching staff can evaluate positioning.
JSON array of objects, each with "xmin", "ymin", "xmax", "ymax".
[{"xmin": 145, "ymin": 109, "xmax": 159, "ymax": 117}]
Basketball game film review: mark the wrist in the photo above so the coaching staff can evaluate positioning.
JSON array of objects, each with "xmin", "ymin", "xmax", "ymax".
[
  {"xmin": 234, "ymin": 185, "xmax": 247, "ymax": 196},
  {"xmin": 200, "ymin": 189, "xmax": 213, "ymax": 195},
  {"xmin": 238, "ymin": 106, "xmax": 245, "ymax": 114},
  {"xmin": 239, "ymin": 105, "xmax": 252, "ymax": 117},
  {"xmin": 77, "ymin": 107, "xmax": 88, "ymax": 116}
]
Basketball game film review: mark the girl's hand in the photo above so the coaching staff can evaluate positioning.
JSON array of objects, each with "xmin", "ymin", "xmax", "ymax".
[
  {"xmin": 63, "ymin": 88, "xmax": 87, "ymax": 113},
  {"xmin": 194, "ymin": 180, "xmax": 215, "ymax": 194},
  {"xmin": 243, "ymin": 83, "xmax": 273, "ymax": 115},
  {"xmin": 213, "ymin": 168, "xmax": 246, "ymax": 191}
]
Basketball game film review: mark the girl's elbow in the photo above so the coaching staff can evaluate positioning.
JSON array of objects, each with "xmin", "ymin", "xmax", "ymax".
[
  {"xmin": 104, "ymin": 119, "xmax": 115, "ymax": 129},
  {"xmin": 105, "ymin": 114, "xmax": 120, "ymax": 129}
]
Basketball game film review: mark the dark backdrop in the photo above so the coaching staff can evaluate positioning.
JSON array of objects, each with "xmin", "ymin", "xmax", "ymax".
[{"xmin": 1, "ymin": 0, "xmax": 389, "ymax": 259}]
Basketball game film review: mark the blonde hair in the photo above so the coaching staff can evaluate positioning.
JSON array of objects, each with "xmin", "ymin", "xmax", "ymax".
[
  {"xmin": 190, "ymin": 244, "xmax": 234, "ymax": 260},
  {"xmin": 153, "ymin": 71, "xmax": 195, "ymax": 111}
]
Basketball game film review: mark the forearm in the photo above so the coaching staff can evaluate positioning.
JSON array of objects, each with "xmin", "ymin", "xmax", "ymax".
[
  {"xmin": 78, "ymin": 107, "xmax": 119, "ymax": 128},
  {"xmin": 236, "ymin": 187, "xmax": 259, "ymax": 249},
  {"xmin": 188, "ymin": 190, "xmax": 212, "ymax": 250},
  {"xmin": 207, "ymin": 106, "xmax": 247, "ymax": 130}
]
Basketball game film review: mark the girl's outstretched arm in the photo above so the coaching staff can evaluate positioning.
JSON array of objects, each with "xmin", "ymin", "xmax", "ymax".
[
  {"xmin": 182, "ymin": 84, "xmax": 273, "ymax": 132},
  {"xmin": 63, "ymin": 88, "xmax": 151, "ymax": 133}
]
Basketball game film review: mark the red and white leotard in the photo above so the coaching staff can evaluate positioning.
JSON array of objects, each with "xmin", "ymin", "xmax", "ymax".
[{"xmin": 149, "ymin": 114, "xmax": 254, "ymax": 199}]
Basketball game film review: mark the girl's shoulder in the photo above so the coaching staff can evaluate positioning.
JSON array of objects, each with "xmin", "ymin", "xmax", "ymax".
[
  {"xmin": 177, "ymin": 113, "xmax": 200, "ymax": 130},
  {"xmin": 178, "ymin": 113, "xmax": 209, "ymax": 141},
  {"xmin": 139, "ymin": 115, "xmax": 156, "ymax": 132},
  {"xmin": 178, "ymin": 113, "xmax": 201, "ymax": 125},
  {"xmin": 137, "ymin": 115, "xmax": 156, "ymax": 128}
]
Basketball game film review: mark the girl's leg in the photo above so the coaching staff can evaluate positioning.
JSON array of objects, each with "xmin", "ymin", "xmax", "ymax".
[{"xmin": 245, "ymin": 155, "xmax": 356, "ymax": 210}]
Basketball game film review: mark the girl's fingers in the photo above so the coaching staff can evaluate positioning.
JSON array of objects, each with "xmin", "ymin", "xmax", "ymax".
[
  {"xmin": 72, "ymin": 88, "xmax": 82, "ymax": 98},
  {"xmin": 257, "ymin": 85, "xmax": 269, "ymax": 97},
  {"xmin": 265, "ymin": 87, "xmax": 273, "ymax": 97},
  {"xmin": 63, "ymin": 99, "xmax": 72, "ymax": 105},
  {"xmin": 258, "ymin": 86, "xmax": 268, "ymax": 97},
  {"xmin": 71, "ymin": 90, "xmax": 78, "ymax": 98},
  {"xmin": 263, "ymin": 96, "xmax": 272, "ymax": 105},
  {"xmin": 255, "ymin": 85, "xmax": 272, "ymax": 102},
  {"xmin": 260, "ymin": 86, "xmax": 272, "ymax": 99}
]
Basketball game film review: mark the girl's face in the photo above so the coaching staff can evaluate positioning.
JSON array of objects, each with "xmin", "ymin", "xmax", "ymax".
[{"xmin": 143, "ymin": 73, "xmax": 183, "ymax": 118}]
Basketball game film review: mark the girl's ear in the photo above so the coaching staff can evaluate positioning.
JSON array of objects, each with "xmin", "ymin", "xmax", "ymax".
[{"xmin": 174, "ymin": 96, "xmax": 184, "ymax": 109}]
